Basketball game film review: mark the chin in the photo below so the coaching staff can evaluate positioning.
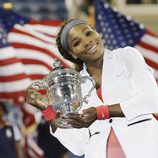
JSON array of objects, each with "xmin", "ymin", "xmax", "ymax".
[{"xmin": 91, "ymin": 53, "xmax": 103, "ymax": 62}]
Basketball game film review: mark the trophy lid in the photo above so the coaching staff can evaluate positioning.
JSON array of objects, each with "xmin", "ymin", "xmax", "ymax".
[{"xmin": 43, "ymin": 60, "xmax": 81, "ymax": 86}]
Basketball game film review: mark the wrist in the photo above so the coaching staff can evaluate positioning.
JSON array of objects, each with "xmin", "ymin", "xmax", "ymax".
[
  {"xmin": 41, "ymin": 106, "xmax": 57, "ymax": 122},
  {"xmin": 96, "ymin": 105, "xmax": 110, "ymax": 120}
]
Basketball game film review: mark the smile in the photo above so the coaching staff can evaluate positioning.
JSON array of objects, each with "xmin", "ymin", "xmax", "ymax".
[{"xmin": 87, "ymin": 44, "xmax": 98, "ymax": 54}]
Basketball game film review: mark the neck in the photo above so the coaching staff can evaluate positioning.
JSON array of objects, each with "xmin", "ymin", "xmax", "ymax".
[{"xmin": 86, "ymin": 54, "xmax": 103, "ymax": 76}]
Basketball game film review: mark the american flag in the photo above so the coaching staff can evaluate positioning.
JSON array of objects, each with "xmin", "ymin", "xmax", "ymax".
[
  {"xmin": 0, "ymin": 8, "xmax": 73, "ymax": 158},
  {"xmin": 94, "ymin": 0, "xmax": 158, "ymax": 82},
  {"xmin": 0, "ymin": 8, "xmax": 73, "ymax": 107}
]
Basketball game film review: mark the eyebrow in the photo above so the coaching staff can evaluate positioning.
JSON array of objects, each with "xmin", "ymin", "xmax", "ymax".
[
  {"xmin": 71, "ymin": 37, "xmax": 79, "ymax": 43},
  {"xmin": 82, "ymin": 27, "xmax": 89, "ymax": 33},
  {"xmin": 71, "ymin": 27, "xmax": 90, "ymax": 43}
]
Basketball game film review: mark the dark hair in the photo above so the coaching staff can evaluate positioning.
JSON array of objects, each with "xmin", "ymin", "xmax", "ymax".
[
  {"xmin": 56, "ymin": 19, "xmax": 84, "ymax": 71},
  {"xmin": 0, "ymin": 101, "xmax": 8, "ymax": 114}
]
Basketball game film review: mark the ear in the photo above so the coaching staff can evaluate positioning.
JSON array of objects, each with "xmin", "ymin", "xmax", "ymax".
[{"xmin": 69, "ymin": 51, "xmax": 78, "ymax": 59}]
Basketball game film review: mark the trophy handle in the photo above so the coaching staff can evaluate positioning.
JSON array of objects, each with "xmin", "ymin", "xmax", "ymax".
[{"xmin": 80, "ymin": 76, "xmax": 96, "ymax": 105}]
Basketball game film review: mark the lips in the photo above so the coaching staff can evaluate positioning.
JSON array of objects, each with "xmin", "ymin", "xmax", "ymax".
[{"xmin": 86, "ymin": 43, "xmax": 98, "ymax": 54}]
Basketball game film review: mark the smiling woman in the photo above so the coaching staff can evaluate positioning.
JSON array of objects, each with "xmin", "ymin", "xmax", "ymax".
[
  {"xmin": 56, "ymin": 19, "xmax": 104, "ymax": 72},
  {"xmin": 26, "ymin": 19, "xmax": 158, "ymax": 158},
  {"xmin": 67, "ymin": 24, "xmax": 103, "ymax": 63}
]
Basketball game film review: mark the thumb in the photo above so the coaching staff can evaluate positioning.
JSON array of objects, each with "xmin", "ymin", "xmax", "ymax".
[
  {"xmin": 82, "ymin": 109, "xmax": 89, "ymax": 115},
  {"xmin": 83, "ymin": 107, "xmax": 97, "ymax": 116}
]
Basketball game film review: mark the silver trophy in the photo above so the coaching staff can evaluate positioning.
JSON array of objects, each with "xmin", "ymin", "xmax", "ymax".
[{"xmin": 33, "ymin": 61, "xmax": 95, "ymax": 128}]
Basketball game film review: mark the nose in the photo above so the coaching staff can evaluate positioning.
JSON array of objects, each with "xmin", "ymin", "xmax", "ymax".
[{"xmin": 83, "ymin": 39, "xmax": 92, "ymax": 47}]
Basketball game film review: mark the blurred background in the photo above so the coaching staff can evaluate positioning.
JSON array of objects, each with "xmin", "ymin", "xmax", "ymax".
[
  {"xmin": 0, "ymin": 0, "xmax": 158, "ymax": 33},
  {"xmin": 0, "ymin": 0, "xmax": 158, "ymax": 158}
]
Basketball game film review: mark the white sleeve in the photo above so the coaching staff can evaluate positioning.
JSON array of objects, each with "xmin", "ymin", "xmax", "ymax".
[
  {"xmin": 50, "ymin": 127, "xmax": 89, "ymax": 156},
  {"xmin": 13, "ymin": 125, "xmax": 21, "ymax": 141},
  {"xmin": 119, "ymin": 46, "xmax": 158, "ymax": 121}
]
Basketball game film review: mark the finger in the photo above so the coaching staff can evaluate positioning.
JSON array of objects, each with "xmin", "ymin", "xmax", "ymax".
[
  {"xmin": 27, "ymin": 92, "xmax": 47, "ymax": 109},
  {"xmin": 68, "ymin": 119, "xmax": 91, "ymax": 128},
  {"xmin": 26, "ymin": 91, "xmax": 38, "ymax": 103},
  {"xmin": 26, "ymin": 92, "xmax": 37, "ymax": 104},
  {"xmin": 28, "ymin": 87, "xmax": 46, "ymax": 96},
  {"xmin": 71, "ymin": 124, "xmax": 84, "ymax": 128},
  {"xmin": 61, "ymin": 115, "xmax": 69, "ymax": 119},
  {"xmin": 66, "ymin": 115, "xmax": 84, "ymax": 122},
  {"xmin": 56, "ymin": 111, "xmax": 60, "ymax": 118},
  {"xmin": 26, "ymin": 89, "xmax": 38, "ymax": 99},
  {"xmin": 38, "ymin": 89, "xmax": 47, "ymax": 95},
  {"xmin": 27, "ymin": 85, "xmax": 39, "ymax": 91},
  {"xmin": 69, "ymin": 120, "xmax": 92, "ymax": 128},
  {"xmin": 66, "ymin": 113, "xmax": 83, "ymax": 118},
  {"xmin": 82, "ymin": 109, "xmax": 89, "ymax": 115},
  {"xmin": 66, "ymin": 120, "xmax": 85, "ymax": 128},
  {"xmin": 27, "ymin": 86, "xmax": 48, "ymax": 100}
]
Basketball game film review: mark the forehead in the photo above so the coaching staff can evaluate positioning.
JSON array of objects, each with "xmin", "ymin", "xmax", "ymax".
[{"xmin": 68, "ymin": 24, "xmax": 92, "ymax": 38}]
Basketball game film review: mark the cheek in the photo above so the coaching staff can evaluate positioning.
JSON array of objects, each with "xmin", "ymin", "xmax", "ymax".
[
  {"xmin": 98, "ymin": 37, "xmax": 103, "ymax": 46},
  {"xmin": 72, "ymin": 46, "xmax": 84, "ymax": 55},
  {"xmin": 69, "ymin": 49, "xmax": 80, "ymax": 59},
  {"xmin": 96, "ymin": 34, "xmax": 102, "ymax": 42}
]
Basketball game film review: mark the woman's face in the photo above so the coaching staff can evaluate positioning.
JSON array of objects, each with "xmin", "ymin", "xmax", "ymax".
[{"xmin": 67, "ymin": 24, "xmax": 104, "ymax": 63}]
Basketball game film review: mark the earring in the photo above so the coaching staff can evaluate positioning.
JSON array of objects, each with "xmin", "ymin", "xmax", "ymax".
[
  {"xmin": 72, "ymin": 54, "xmax": 78, "ymax": 59},
  {"xmin": 83, "ymin": 63, "xmax": 87, "ymax": 70},
  {"xmin": 73, "ymin": 55, "xmax": 78, "ymax": 59}
]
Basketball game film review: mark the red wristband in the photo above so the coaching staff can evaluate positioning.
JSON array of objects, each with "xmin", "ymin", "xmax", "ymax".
[
  {"xmin": 41, "ymin": 106, "xmax": 57, "ymax": 121},
  {"xmin": 96, "ymin": 105, "xmax": 109, "ymax": 120}
]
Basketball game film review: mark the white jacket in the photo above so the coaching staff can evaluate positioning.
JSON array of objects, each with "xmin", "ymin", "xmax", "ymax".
[{"xmin": 51, "ymin": 46, "xmax": 158, "ymax": 158}]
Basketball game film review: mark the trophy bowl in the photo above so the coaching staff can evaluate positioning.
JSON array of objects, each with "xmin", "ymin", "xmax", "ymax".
[{"xmin": 43, "ymin": 62, "xmax": 95, "ymax": 128}]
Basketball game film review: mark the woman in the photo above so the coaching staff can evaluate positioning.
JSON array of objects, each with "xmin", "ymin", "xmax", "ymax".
[{"xmin": 27, "ymin": 19, "xmax": 158, "ymax": 158}]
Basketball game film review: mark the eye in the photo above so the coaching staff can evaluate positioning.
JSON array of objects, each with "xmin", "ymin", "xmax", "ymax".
[
  {"xmin": 73, "ymin": 40, "xmax": 80, "ymax": 47},
  {"xmin": 85, "ymin": 30, "xmax": 92, "ymax": 36}
]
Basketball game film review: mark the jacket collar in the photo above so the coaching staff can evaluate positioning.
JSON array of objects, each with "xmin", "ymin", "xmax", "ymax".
[{"xmin": 80, "ymin": 49, "xmax": 111, "ymax": 76}]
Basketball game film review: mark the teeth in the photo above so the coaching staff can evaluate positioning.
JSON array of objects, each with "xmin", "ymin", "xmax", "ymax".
[{"xmin": 87, "ymin": 44, "xmax": 97, "ymax": 53}]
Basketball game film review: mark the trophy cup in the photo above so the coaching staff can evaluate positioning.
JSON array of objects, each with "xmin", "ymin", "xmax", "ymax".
[{"xmin": 31, "ymin": 61, "xmax": 95, "ymax": 128}]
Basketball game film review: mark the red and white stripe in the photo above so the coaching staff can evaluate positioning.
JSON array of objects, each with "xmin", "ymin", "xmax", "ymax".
[
  {"xmin": 0, "ymin": 20, "xmax": 73, "ymax": 105},
  {"xmin": 0, "ymin": 20, "xmax": 74, "ymax": 158},
  {"xmin": 136, "ymin": 30, "xmax": 158, "ymax": 83}
]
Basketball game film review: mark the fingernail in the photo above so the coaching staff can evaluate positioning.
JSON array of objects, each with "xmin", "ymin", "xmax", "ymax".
[{"xmin": 38, "ymin": 89, "xmax": 47, "ymax": 94}]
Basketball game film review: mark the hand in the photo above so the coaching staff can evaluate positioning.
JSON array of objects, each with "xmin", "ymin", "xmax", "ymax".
[
  {"xmin": 26, "ymin": 81, "xmax": 52, "ymax": 111},
  {"xmin": 64, "ymin": 107, "xmax": 97, "ymax": 128}
]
